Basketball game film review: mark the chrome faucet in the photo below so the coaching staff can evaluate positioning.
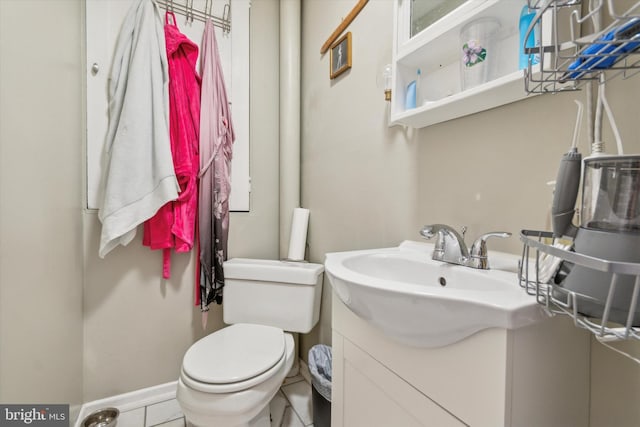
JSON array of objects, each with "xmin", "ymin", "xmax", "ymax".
[{"xmin": 420, "ymin": 224, "xmax": 511, "ymax": 269}]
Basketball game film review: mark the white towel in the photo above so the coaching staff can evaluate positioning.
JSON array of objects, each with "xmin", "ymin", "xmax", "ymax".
[{"xmin": 98, "ymin": 0, "xmax": 179, "ymax": 258}]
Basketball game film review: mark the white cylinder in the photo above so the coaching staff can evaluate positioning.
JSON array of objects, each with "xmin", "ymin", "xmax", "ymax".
[
  {"xmin": 279, "ymin": 0, "xmax": 301, "ymax": 259},
  {"xmin": 287, "ymin": 208, "xmax": 309, "ymax": 261}
]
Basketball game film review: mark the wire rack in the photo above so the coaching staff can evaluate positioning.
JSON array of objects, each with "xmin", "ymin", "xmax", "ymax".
[
  {"xmin": 519, "ymin": 230, "xmax": 640, "ymax": 345},
  {"xmin": 523, "ymin": 0, "xmax": 640, "ymax": 93}
]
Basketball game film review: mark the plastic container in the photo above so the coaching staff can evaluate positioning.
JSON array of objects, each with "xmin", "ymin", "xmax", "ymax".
[
  {"xmin": 556, "ymin": 155, "xmax": 640, "ymax": 325},
  {"xmin": 308, "ymin": 344, "xmax": 332, "ymax": 427},
  {"xmin": 519, "ymin": 4, "xmax": 539, "ymax": 69},
  {"xmin": 459, "ymin": 17, "xmax": 501, "ymax": 90},
  {"xmin": 405, "ymin": 80, "xmax": 417, "ymax": 109}
]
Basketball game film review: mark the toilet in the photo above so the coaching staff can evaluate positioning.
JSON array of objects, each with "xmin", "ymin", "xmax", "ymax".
[{"xmin": 176, "ymin": 258, "xmax": 324, "ymax": 427}]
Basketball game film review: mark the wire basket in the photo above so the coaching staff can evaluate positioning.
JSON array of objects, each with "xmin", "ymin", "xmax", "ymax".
[
  {"xmin": 519, "ymin": 229, "xmax": 640, "ymax": 342},
  {"xmin": 524, "ymin": 0, "xmax": 640, "ymax": 94}
]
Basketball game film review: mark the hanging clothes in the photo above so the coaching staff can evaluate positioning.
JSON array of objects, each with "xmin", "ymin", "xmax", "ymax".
[
  {"xmin": 197, "ymin": 18, "xmax": 235, "ymax": 312},
  {"xmin": 143, "ymin": 12, "xmax": 201, "ymax": 279},
  {"xmin": 98, "ymin": 0, "xmax": 178, "ymax": 258}
]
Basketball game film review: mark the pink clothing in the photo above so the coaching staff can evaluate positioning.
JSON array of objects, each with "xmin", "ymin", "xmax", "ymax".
[
  {"xmin": 197, "ymin": 19, "xmax": 235, "ymax": 310},
  {"xmin": 143, "ymin": 12, "xmax": 201, "ymax": 279}
]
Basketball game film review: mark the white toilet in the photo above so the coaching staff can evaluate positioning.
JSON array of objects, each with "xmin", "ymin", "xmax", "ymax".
[{"xmin": 176, "ymin": 258, "xmax": 324, "ymax": 427}]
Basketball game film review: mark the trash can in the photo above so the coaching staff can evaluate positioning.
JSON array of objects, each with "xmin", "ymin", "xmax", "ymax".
[{"xmin": 308, "ymin": 344, "xmax": 332, "ymax": 427}]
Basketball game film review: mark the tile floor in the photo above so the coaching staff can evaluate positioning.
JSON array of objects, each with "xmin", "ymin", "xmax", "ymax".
[{"xmin": 114, "ymin": 374, "xmax": 314, "ymax": 427}]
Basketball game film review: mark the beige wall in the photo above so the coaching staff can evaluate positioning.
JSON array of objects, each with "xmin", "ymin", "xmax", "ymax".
[
  {"xmin": 0, "ymin": 0, "xmax": 84, "ymax": 411},
  {"xmin": 1, "ymin": 0, "xmax": 638, "ymax": 423},
  {"xmin": 417, "ymin": 67, "xmax": 640, "ymax": 427},
  {"xmin": 82, "ymin": 0, "xmax": 281, "ymax": 401},
  {"xmin": 300, "ymin": 0, "xmax": 421, "ymax": 361},
  {"xmin": 301, "ymin": 0, "xmax": 640, "ymax": 425},
  {"xmin": 0, "ymin": 0, "xmax": 281, "ymax": 404}
]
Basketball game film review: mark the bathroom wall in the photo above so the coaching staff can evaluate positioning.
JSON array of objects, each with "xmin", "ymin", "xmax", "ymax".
[
  {"xmin": 300, "ymin": 0, "xmax": 421, "ymax": 366},
  {"xmin": 1, "ymin": 1, "xmax": 637, "ymax": 422},
  {"xmin": 301, "ymin": 0, "xmax": 640, "ymax": 425},
  {"xmin": 82, "ymin": 0, "xmax": 281, "ymax": 401},
  {"xmin": 0, "ymin": 0, "xmax": 84, "ymax": 412}
]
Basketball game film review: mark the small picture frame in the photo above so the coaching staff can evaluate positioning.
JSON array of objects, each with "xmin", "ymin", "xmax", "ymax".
[{"xmin": 330, "ymin": 32, "xmax": 352, "ymax": 79}]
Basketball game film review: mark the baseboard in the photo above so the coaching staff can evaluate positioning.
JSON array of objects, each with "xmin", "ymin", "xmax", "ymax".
[
  {"xmin": 74, "ymin": 381, "xmax": 177, "ymax": 427},
  {"xmin": 75, "ymin": 358, "xmax": 310, "ymax": 426},
  {"xmin": 299, "ymin": 358, "xmax": 311, "ymax": 384}
]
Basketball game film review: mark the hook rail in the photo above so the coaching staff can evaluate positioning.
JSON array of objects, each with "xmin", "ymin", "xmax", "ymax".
[{"xmin": 156, "ymin": 0, "xmax": 231, "ymax": 32}]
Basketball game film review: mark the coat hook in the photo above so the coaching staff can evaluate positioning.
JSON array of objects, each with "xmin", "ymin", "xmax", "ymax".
[
  {"xmin": 186, "ymin": 0, "xmax": 194, "ymax": 24},
  {"xmin": 223, "ymin": 2, "xmax": 231, "ymax": 33},
  {"xmin": 205, "ymin": 0, "xmax": 212, "ymax": 19}
]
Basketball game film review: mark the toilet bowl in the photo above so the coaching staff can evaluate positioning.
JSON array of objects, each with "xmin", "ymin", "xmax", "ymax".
[
  {"xmin": 177, "ymin": 324, "xmax": 295, "ymax": 427},
  {"xmin": 176, "ymin": 258, "xmax": 324, "ymax": 427}
]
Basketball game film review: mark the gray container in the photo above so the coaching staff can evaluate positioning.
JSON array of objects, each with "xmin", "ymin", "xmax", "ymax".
[
  {"xmin": 557, "ymin": 155, "xmax": 640, "ymax": 325},
  {"xmin": 309, "ymin": 344, "xmax": 332, "ymax": 427},
  {"xmin": 557, "ymin": 228, "xmax": 640, "ymax": 325}
]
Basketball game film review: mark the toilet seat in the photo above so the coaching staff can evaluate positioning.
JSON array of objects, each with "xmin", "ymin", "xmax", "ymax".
[{"xmin": 181, "ymin": 323, "xmax": 286, "ymax": 394}]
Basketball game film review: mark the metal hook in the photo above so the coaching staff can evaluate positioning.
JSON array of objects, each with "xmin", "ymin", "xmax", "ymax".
[
  {"xmin": 223, "ymin": 2, "xmax": 231, "ymax": 33},
  {"xmin": 607, "ymin": 0, "xmax": 640, "ymax": 20},
  {"xmin": 186, "ymin": 0, "xmax": 194, "ymax": 24},
  {"xmin": 205, "ymin": 0, "xmax": 212, "ymax": 19},
  {"xmin": 169, "ymin": 0, "xmax": 174, "ymax": 12}
]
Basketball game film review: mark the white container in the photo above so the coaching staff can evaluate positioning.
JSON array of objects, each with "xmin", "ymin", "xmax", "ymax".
[
  {"xmin": 223, "ymin": 258, "xmax": 324, "ymax": 333},
  {"xmin": 459, "ymin": 17, "xmax": 501, "ymax": 90}
]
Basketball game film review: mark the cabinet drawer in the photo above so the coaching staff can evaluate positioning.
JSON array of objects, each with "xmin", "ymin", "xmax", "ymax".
[{"xmin": 339, "ymin": 337, "xmax": 467, "ymax": 427}]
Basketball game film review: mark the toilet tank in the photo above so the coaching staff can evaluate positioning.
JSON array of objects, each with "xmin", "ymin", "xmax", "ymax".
[{"xmin": 222, "ymin": 259, "xmax": 324, "ymax": 333}]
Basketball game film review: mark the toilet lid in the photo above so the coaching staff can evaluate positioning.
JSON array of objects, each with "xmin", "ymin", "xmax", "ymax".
[{"xmin": 182, "ymin": 323, "xmax": 285, "ymax": 384}]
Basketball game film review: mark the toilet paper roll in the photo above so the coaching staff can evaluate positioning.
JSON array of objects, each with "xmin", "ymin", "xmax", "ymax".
[{"xmin": 287, "ymin": 208, "xmax": 310, "ymax": 261}]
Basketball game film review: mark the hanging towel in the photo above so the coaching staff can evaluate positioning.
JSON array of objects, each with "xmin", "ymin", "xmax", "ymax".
[
  {"xmin": 198, "ymin": 18, "xmax": 235, "ymax": 312},
  {"xmin": 143, "ymin": 12, "xmax": 201, "ymax": 279},
  {"xmin": 98, "ymin": 0, "xmax": 178, "ymax": 258}
]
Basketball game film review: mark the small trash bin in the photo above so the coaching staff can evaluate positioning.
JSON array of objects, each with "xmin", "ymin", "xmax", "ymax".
[{"xmin": 308, "ymin": 344, "xmax": 332, "ymax": 427}]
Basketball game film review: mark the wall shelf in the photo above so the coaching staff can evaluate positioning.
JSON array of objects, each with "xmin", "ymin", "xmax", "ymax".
[
  {"xmin": 391, "ymin": 0, "xmax": 549, "ymax": 128},
  {"xmin": 392, "ymin": 67, "xmax": 539, "ymax": 128}
]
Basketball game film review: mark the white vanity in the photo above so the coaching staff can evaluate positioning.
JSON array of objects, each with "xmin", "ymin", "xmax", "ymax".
[{"xmin": 326, "ymin": 241, "xmax": 591, "ymax": 427}]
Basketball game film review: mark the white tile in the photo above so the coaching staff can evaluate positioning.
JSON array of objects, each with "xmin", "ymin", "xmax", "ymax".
[
  {"xmin": 270, "ymin": 390, "xmax": 288, "ymax": 427},
  {"xmin": 116, "ymin": 407, "xmax": 145, "ymax": 427},
  {"xmin": 282, "ymin": 373, "xmax": 305, "ymax": 387},
  {"xmin": 152, "ymin": 418, "xmax": 185, "ymax": 427},
  {"xmin": 282, "ymin": 380, "xmax": 313, "ymax": 426},
  {"xmin": 145, "ymin": 399, "xmax": 184, "ymax": 427},
  {"xmin": 281, "ymin": 406, "xmax": 305, "ymax": 427}
]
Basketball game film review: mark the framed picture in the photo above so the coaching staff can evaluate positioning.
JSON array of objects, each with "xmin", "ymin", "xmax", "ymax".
[{"xmin": 330, "ymin": 32, "xmax": 352, "ymax": 79}]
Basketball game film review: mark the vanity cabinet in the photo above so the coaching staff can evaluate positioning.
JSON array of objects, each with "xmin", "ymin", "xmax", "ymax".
[
  {"xmin": 391, "ymin": 0, "xmax": 548, "ymax": 128},
  {"xmin": 331, "ymin": 295, "xmax": 590, "ymax": 427}
]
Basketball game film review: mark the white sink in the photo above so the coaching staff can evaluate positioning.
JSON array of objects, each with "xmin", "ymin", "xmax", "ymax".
[{"xmin": 324, "ymin": 240, "xmax": 546, "ymax": 348}]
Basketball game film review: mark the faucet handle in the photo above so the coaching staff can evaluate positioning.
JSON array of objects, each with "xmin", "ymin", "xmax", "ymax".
[{"xmin": 468, "ymin": 232, "xmax": 511, "ymax": 269}]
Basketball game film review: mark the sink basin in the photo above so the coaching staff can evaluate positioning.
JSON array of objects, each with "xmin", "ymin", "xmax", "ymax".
[{"xmin": 324, "ymin": 240, "xmax": 546, "ymax": 348}]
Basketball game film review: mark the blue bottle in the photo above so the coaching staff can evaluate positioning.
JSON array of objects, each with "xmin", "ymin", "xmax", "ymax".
[
  {"xmin": 519, "ymin": 5, "xmax": 539, "ymax": 69},
  {"xmin": 405, "ymin": 69, "xmax": 421, "ymax": 110}
]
